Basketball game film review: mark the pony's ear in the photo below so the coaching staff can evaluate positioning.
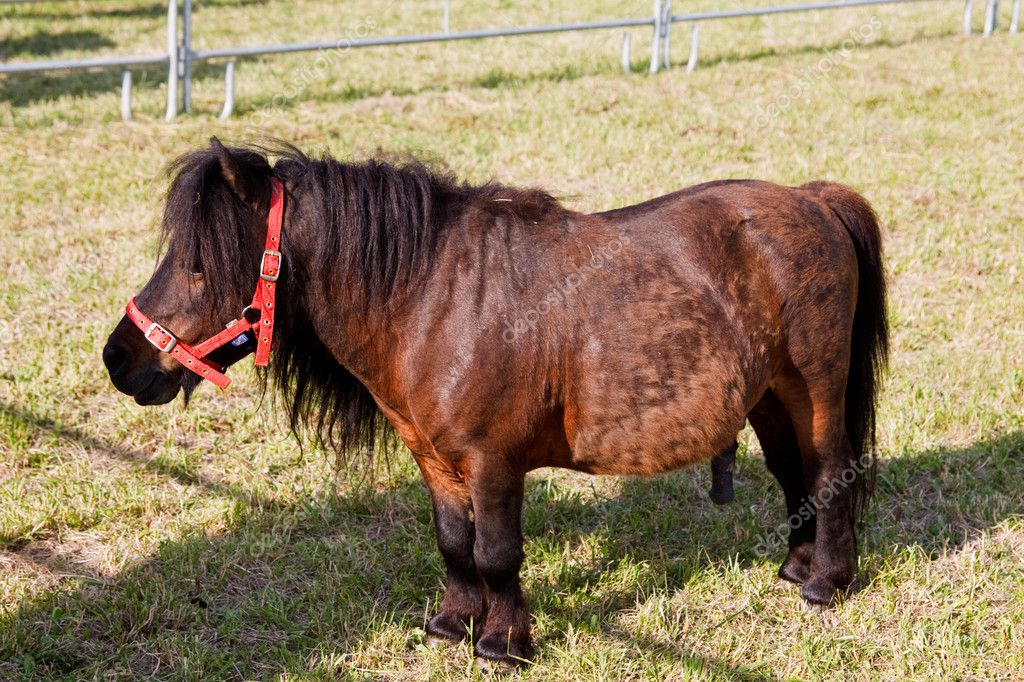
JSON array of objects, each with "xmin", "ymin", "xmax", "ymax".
[{"xmin": 210, "ymin": 137, "xmax": 263, "ymax": 207}]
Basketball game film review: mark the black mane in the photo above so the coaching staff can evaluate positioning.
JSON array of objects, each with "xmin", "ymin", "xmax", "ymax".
[
  {"xmin": 162, "ymin": 146, "xmax": 273, "ymax": 308},
  {"xmin": 271, "ymin": 145, "xmax": 561, "ymax": 307},
  {"xmin": 161, "ymin": 142, "xmax": 562, "ymax": 465}
]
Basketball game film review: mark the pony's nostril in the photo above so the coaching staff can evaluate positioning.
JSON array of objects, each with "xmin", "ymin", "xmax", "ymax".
[{"xmin": 102, "ymin": 341, "xmax": 133, "ymax": 376}]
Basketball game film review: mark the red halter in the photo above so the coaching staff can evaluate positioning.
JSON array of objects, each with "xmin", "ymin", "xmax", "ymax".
[{"xmin": 125, "ymin": 177, "xmax": 285, "ymax": 389}]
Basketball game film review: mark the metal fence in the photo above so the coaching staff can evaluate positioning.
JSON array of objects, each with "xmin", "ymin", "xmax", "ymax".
[
  {"xmin": 0, "ymin": 0, "xmax": 182, "ymax": 120},
  {"xmin": 1, "ymin": 0, "xmax": 1018, "ymax": 121}
]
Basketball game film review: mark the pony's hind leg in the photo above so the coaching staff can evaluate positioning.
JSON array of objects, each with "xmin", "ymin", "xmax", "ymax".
[
  {"xmin": 748, "ymin": 391, "xmax": 815, "ymax": 584},
  {"xmin": 772, "ymin": 379, "xmax": 858, "ymax": 606},
  {"xmin": 708, "ymin": 441, "xmax": 738, "ymax": 505},
  {"xmin": 415, "ymin": 455, "xmax": 485, "ymax": 645}
]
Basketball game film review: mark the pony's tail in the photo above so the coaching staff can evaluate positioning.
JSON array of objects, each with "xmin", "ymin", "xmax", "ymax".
[{"xmin": 805, "ymin": 182, "xmax": 889, "ymax": 525}]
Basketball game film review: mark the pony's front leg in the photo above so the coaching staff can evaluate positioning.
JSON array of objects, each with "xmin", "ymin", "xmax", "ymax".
[
  {"xmin": 468, "ymin": 464, "xmax": 532, "ymax": 669},
  {"xmin": 416, "ymin": 456, "xmax": 485, "ymax": 645}
]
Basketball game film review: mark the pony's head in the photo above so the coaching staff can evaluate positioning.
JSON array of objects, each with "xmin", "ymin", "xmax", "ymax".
[
  {"xmin": 103, "ymin": 138, "xmax": 274, "ymax": 404},
  {"xmin": 103, "ymin": 138, "xmax": 464, "ymax": 462}
]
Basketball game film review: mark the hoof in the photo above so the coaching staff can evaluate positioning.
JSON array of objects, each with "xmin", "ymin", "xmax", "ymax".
[
  {"xmin": 778, "ymin": 553, "xmax": 811, "ymax": 585},
  {"xmin": 424, "ymin": 634, "xmax": 446, "ymax": 649},
  {"xmin": 799, "ymin": 577, "xmax": 842, "ymax": 608},
  {"xmin": 474, "ymin": 633, "xmax": 532, "ymax": 672},
  {"xmin": 474, "ymin": 656, "xmax": 522, "ymax": 675},
  {"xmin": 425, "ymin": 612, "xmax": 471, "ymax": 645},
  {"xmin": 708, "ymin": 486, "xmax": 735, "ymax": 505}
]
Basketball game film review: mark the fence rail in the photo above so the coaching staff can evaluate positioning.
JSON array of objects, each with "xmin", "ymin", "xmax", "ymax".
[{"xmin": 0, "ymin": 0, "xmax": 1017, "ymax": 120}]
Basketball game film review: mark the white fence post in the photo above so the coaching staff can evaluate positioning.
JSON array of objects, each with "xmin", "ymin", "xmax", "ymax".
[
  {"xmin": 120, "ymin": 70, "xmax": 132, "ymax": 121},
  {"xmin": 686, "ymin": 23, "xmax": 700, "ymax": 72},
  {"xmin": 662, "ymin": 0, "xmax": 673, "ymax": 69},
  {"xmin": 219, "ymin": 61, "xmax": 235, "ymax": 120},
  {"xmin": 165, "ymin": 0, "xmax": 178, "ymax": 121},
  {"xmin": 650, "ymin": 0, "xmax": 663, "ymax": 73},
  {"xmin": 984, "ymin": 0, "xmax": 999, "ymax": 34},
  {"xmin": 182, "ymin": 0, "xmax": 193, "ymax": 112}
]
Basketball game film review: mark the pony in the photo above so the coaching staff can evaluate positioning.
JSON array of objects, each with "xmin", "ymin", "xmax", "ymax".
[{"xmin": 103, "ymin": 138, "xmax": 887, "ymax": 669}]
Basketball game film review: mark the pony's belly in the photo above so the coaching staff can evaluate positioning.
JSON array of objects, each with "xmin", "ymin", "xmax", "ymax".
[
  {"xmin": 565, "ymin": 404, "xmax": 746, "ymax": 476},
  {"xmin": 562, "ymin": 335, "xmax": 756, "ymax": 476}
]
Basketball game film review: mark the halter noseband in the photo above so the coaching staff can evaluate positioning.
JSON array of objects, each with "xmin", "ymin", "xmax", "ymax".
[{"xmin": 125, "ymin": 177, "xmax": 285, "ymax": 389}]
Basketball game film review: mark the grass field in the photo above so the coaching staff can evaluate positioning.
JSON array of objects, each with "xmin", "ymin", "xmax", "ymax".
[{"xmin": 2, "ymin": 0, "xmax": 1023, "ymax": 679}]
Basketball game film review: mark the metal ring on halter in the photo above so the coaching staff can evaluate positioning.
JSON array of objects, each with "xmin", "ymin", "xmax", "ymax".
[{"xmin": 241, "ymin": 305, "xmax": 261, "ymax": 323}]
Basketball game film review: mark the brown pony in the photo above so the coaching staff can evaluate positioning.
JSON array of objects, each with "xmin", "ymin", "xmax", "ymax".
[{"xmin": 103, "ymin": 139, "xmax": 887, "ymax": 669}]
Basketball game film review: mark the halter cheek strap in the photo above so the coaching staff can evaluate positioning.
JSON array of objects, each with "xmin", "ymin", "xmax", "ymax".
[
  {"xmin": 125, "ymin": 177, "xmax": 285, "ymax": 389},
  {"xmin": 252, "ymin": 178, "xmax": 284, "ymax": 366}
]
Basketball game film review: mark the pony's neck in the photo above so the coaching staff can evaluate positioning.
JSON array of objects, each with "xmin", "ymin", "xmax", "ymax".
[{"xmin": 276, "ymin": 162, "xmax": 450, "ymax": 408}]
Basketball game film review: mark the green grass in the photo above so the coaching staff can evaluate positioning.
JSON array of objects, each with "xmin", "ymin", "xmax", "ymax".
[{"xmin": 2, "ymin": 0, "xmax": 1023, "ymax": 679}]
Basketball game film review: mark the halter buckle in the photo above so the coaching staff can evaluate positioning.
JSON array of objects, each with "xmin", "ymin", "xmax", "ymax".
[
  {"xmin": 144, "ymin": 322, "xmax": 177, "ymax": 353},
  {"xmin": 260, "ymin": 249, "xmax": 282, "ymax": 282}
]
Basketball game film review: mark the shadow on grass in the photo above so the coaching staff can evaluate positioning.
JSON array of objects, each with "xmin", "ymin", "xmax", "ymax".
[
  {"xmin": 0, "ymin": 66, "xmax": 153, "ymax": 108},
  {"xmin": 0, "ymin": 3, "xmax": 166, "ymax": 21},
  {"xmin": 0, "ymin": 30, "xmax": 116, "ymax": 61},
  {"xmin": 0, "ymin": 59, "xmax": 235, "ymax": 109},
  {"xmin": 1, "ymin": 398, "xmax": 1021, "ymax": 678},
  {"xmin": 0, "ymin": 59, "xmax": 223, "ymax": 111},
  {"xmin": 692, "ymin": 27, "xmax": 961, "ymax": 70},
  {"xmin": 0, "ymin": 60, "xmax": 229, "ymax": 109},
  {"xmin": 0, "ymin": 0, "xmax": 263, "ymax": 21}
]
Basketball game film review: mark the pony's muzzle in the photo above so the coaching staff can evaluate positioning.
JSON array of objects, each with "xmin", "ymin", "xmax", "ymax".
[
  {"xmin": 102, "ymin": 340, "xmax": 133, "ymax": 378},
  {"xmin": 103, "ymin": 317, "xmax": 182, "ymax": 405}
]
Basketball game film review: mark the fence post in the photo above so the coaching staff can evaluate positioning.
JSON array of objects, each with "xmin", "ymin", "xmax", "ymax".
[
  {"xmin": 443, "ymin": 0, "xmax": 450, "ymax": 33},
  {"xmin": 686, "ymin": 23, "xmax": 700, "ymax": 72},
  {"xmin": 661, "ymin": 0, "xmax": 672, "ymax": 69},
  {"xmin": 165, "ymin": 0, "xmax": 178, "ymax": 121},
  {"xmin": 1011, "ymin": 0, "xmax": 1020, "ymax": 31},
  {"xmin": 650, "ymin": 0, "xmax": 662, "ymax": 73},
  {"xmin": 120, "ymin": 70, "xmax": 132, "ymax": 121},
  {"xmin": 219, "ymin": 61, "xmax": 235, "ymax": 120},
  {"xmin": 622, "ymin": 32, "xmax": 632, "ymax": 73},
  {"xmin": 984, "ymin": 0, "xmax": 999, "ymax": 34},
  {"xmin": 182, "ymin": 0, "xmax": 193, "ymax": 111}
]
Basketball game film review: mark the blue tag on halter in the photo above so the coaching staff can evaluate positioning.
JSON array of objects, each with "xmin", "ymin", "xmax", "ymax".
[{"xmin": 230, "ymin": 332, "xmax": 250, "ymax": 347}]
